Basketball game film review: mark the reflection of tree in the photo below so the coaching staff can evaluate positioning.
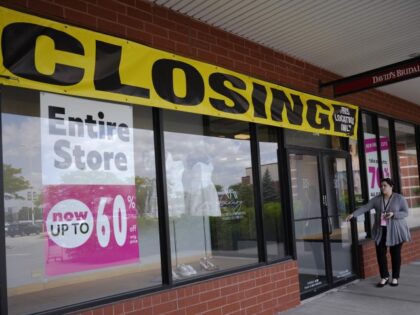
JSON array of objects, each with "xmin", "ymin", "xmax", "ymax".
[
  {"xmin": 215, "ymin": 184, "xmax": 223, "ymax": 192},
  {"xmin": 61, "ymin": 171, "xmax": 131, "ymax": 185},
  {"xmin": 210, "ymin": 182, "xmax": 256, "ymax": 252},
  {"xmin": 262, "ymin": 169, "xmax": 279, "ymax": 202},
  {"xmin": 5, "ymin": 212, "xmax": 14, "ymax": 223},
  {"xmin": 18, "ymin": 207, "xmax": 42, "ymax": 221},
  {"xmin": 263, "ymin": 202, "xmax": 283, "ymax": 243},
  {"xmin": 135, "ymin": 176, "xmax": 159, "ymax": 229},
  {"xmin": 16, "ymin": 191, "xmax": 43, "ymax": 222},
  {"xmin": 229, "ymin": 182, "xmax": 253, "ymax": 207},
  {"xmin": 261, "ymin": 169, "xmax": 283, "ymax": 244},
  {"xmin": 136, "ymin": 176, "xmax": 150, "ymax": 215},
  {"xmin": 3, "ymin": 164, "xmax": 30, "ymax": 199},
  {"xmin": 33, "ymin": 193, "xmax": 43, "ymax": 220}
]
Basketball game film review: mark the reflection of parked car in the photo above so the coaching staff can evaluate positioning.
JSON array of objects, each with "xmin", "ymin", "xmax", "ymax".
[{"xmin": 6, "ymin": 223, "xmax": 42, "ymax": 237}]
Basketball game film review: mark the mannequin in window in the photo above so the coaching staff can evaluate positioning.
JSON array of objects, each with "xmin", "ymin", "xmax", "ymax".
[
  {"xmin": 166, "ymin": 152, "xmax": 196, "ymax": 278},
  {"xmin": 184, "ymin": 148, "xmax": 221, "ymax": 271}
]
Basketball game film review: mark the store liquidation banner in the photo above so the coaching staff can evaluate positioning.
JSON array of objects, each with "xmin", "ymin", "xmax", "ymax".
[
  {"xmin": 41, "ymin": 92, "xmax": 139, "ymax": 276},
  {"xmin": 364, "ymin": 133, "xmax": 391, "ymax": 199},
  {"xmin": 0, "ymin": 6, "xmax": 358, "ymax": 138}
]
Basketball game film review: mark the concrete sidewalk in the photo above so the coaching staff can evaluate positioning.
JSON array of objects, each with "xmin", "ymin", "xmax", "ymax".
[{"xmin": 279, "ymin": 260, "xmax": 420, "ymax": 315}]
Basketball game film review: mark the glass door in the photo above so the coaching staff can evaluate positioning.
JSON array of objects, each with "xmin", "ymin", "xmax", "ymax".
[
  {"xmin": 322, "ymin": 154, "xmax": 354, "ymax": 284},
  {"xmin": 289, "ymin": 153, "xmax": 328, "ymax": 293},
  {"xmin": 288, "ymin": 150, "xmax": 356, "ymax": 297}
]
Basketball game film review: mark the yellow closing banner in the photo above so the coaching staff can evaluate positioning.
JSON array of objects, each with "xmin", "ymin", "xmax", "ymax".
[{"xmin": 0, "ymin": 6, "xmax": 358, "ymax": 138}]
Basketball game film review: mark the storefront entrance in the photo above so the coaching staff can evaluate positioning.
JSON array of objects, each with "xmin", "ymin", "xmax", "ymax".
[{"xmin": 288, "ymin": 149, "xmax": 357, "ymax": 298}]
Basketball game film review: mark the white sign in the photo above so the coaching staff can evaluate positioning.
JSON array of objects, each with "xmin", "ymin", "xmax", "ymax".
[{"xmin": 41, "ymin": 92, "xmax": 134, "ymax": 185}]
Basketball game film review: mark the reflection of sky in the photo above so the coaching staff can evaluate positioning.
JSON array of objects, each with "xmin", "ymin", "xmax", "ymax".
[
  {"xmin": 164, "ymin": 132, "xmax": 252, "ymax": 188},
  {"xmin": 259, "ymin": 142, "xmax": 277, "ymax": 165},
  {"xmin": 2, "ymin": 114, "xmax": 42, "ymax": 191},
  {"xmin": 3, "ymin": 111, "xmax": 256, "ymax": 191},
  {"xmin": 2, "ymin": 113, "xmax": 156, "ymax": 191},
  {"xmin": 133, "ymin": 129, "xmax": 156, "ymax": 180}
]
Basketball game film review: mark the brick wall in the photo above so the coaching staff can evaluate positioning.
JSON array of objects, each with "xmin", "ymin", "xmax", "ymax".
[
  {"xmin": 397, "ymin": 148, "xmax": 420, "ymax": 208},
  {"xmin": 358, "ymin": 228, "xmax": 420, "ymax": 279},
  {"xmin": 72, "ymin": 260, "xmax": 299, "ymax": 315},
  {"xmin": 1, "ymin": 0, "xmax": 420, "ymax": 125}
]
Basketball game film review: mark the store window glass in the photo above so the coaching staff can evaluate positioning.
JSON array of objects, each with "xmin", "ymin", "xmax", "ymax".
[
  {"xmin": 378, "ymin": 118, "xmax": 393, "ymax": 179},
  {"xmin": 2, "ymin": 87, "xmax": 161, "ymax": 314},
  {"xmin": 258, "ymin": 126, "xmax": 285, "ymax": 260},
  {"xmin": 349, "ymin": 137, "xmax": 365, "ymax": 239},
  {"xmin": 360, "ymin": 113, "xmax": 379, "ymax": 238},
  {"xmin": 350, "ymin": 138, "xmax": 363, "ymax": 206},
  {"xmin": 362, "ymin": 113, "xmax": 378, "ymax": 203},
  {"xmin": 163, "ymin": 111, "xmax": 258, "ymax": 281},
  {"xmin": 285, "ymin": 129, "xmax": 345, "ymax": 150},
  {"xmin": 395, "ymin": 122, "xmax": 420, "ymax": 228}
]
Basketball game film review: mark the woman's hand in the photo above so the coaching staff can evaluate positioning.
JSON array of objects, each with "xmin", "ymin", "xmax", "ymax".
[
  {"xmin": 385, "ymin": 212, "xmax": 394, "ymax": 219},
  {"xmin": 345, "ymin": 214, "xmax": 354, "ymax": 221}
]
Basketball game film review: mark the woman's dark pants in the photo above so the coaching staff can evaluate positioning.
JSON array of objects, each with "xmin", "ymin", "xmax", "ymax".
[{"xmin": 375, "ymin": 226, "xmax": 403, "ymax": 279}]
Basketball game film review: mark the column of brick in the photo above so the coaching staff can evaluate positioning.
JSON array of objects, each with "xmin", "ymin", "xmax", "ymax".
[{"xmin": 75, "ymin": 260, "xmax": 300, "ymax": 315}]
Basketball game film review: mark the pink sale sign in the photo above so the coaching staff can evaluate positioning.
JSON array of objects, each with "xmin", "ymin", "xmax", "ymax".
[{"xmin": 43, "ymin": 185, "xmax": 139, "ymax": 276}]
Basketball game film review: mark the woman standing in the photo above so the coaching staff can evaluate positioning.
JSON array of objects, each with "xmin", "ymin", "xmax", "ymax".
[{"xmin": 346, "ymin": 178, "xmax": 411, "ymax": 287}]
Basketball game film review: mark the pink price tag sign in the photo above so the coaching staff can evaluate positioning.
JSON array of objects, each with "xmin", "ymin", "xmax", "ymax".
[{"xmin": 43, "ymin": 185, "xmax": 139, "ymax": 276}]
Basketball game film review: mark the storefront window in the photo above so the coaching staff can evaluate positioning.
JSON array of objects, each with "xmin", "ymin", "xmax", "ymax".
[
  {"xmin": 2, "ymin": 87, "xmax": 161, "ymax": 314},
  {"xmin": 163, "ymin": 111, "xmax": 258, "ymax": 281},
  {"xmin": 349, "ymin": 137, "xmax": 365, "ymax": 239},
  {"xmin": 378, "ymin": 118, "xmax": 393, "ymax": 179},
  {"xmin": 362, "ymin": 114, "xmax": 381, "ymax": 199},
  {"xmin": 350, "ymin": 138, "xmax": 363, "ymax": 206},
  {"xmin": 285, "ymin": 129, "xmax": 345, "ymax": 150},
  {"xmin": 258, "ymin": 126, "xmax": 285, "ymax": 260},
  {"xmin": 360, "ymin": 113, "xmax": 379, "ymax": 238},
  {"xmin": 395, "ymin": 122, "xmax": 420, "ymax": 228}
]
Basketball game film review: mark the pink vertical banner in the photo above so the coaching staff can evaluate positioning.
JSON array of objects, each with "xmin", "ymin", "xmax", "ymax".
[{"xmin": 43, "ymin": 185, "xmax": 139, "ymax": 276}]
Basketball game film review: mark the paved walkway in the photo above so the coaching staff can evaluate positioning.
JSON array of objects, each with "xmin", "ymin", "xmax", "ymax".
[{"xmin": 279, "ymin": 260, "xmax": 420, "ymax": 315}]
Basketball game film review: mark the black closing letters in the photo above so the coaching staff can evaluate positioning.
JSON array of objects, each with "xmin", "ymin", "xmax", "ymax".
[
  {"xmin": 2, "ymin": 22, "xmax": 84, "ymax": 85},
  {"xmin": 209, "ymin": 73, "xmax": 249, "ymax": 114},
  {"xmin": 152, "ymin": 59, "xmax": 204, "ymax": 105},
  {"xmin": 0, "ymin": 18, "xmax": 357, "ymax": 138},
  {"xmin": 94, "ymin": 41, "xmax": 150, "ymax": 98},
  {"xmin": 307, "ymin": 100, "xmax": 330, "ymax": 130}
]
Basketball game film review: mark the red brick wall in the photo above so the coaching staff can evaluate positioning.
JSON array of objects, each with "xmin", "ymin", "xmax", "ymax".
[
  {"xmin": 397, "ymin": 145, "xmax": 420, "ymax": 208},
  {"xmin": 1, "ymin": 0, "xmax": 420, "ymax": 125},
  {"xmin": 73, "ymin": 260, "xmax": 300, "ymax": 315},
  {"xmin": 358, "ymin": 228, "xmax": 420, "ymax": 279}
]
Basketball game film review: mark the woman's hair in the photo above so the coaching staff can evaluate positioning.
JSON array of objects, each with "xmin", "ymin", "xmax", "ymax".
[{"xmin": 380, "ymin": 177, "xmax": 394, "ymax": 187}]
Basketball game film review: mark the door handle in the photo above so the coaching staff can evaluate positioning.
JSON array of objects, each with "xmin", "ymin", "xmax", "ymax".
[
  {"xmin": 328, "ymin": 217, "xmax": 332, "ymax": 235},
  {"xmin": 322, "ymin": 195, "xmax": 328, "ymax": 207}
]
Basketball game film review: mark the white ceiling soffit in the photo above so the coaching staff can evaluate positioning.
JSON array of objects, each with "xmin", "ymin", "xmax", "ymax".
[{"xmin": 149, "ymin": 0, "xmax": 420, "ymax": 106}]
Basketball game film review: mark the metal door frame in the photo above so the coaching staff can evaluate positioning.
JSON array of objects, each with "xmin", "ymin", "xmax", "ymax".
[{"xmin": 287, "ymin": 147, "xmax": 358, "ymax": 299}]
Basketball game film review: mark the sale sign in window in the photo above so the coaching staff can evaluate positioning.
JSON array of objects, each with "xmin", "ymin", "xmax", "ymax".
[
  {"xmin": 41, "ymin": 92, "xmax": 139, "ymax": 276},
  {"xmin": 364, "ymin": 133, "xmax": 391, "ymax": 199}
]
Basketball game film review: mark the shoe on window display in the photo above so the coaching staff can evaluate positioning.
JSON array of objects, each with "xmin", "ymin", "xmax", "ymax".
[
  {"xmin": 185, "ymin": 264, "xmax": 197, "ymax": 275},
  {"xmin": 200, "ymin": 257, "xmax": 219, "ymax": 271},
  {"xmin": 176, "ymin": 264, "xmax": 196, "ymax": 277},
  {"xmin": 206, "ymin": 259, "xmax": 218, "ymax": 271},
  {"xmin": 172, "ymin": 270, "xmax": 181, "ymax": 280},
  {"xmin": 176, "ymin": 264, "xmax": 189, "ymax": 277}
]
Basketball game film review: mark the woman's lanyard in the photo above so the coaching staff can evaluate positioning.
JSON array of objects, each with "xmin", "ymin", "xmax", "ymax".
[{"xmin": 383, "ymin": 194, "xmax": 393, "ymax": 213}]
